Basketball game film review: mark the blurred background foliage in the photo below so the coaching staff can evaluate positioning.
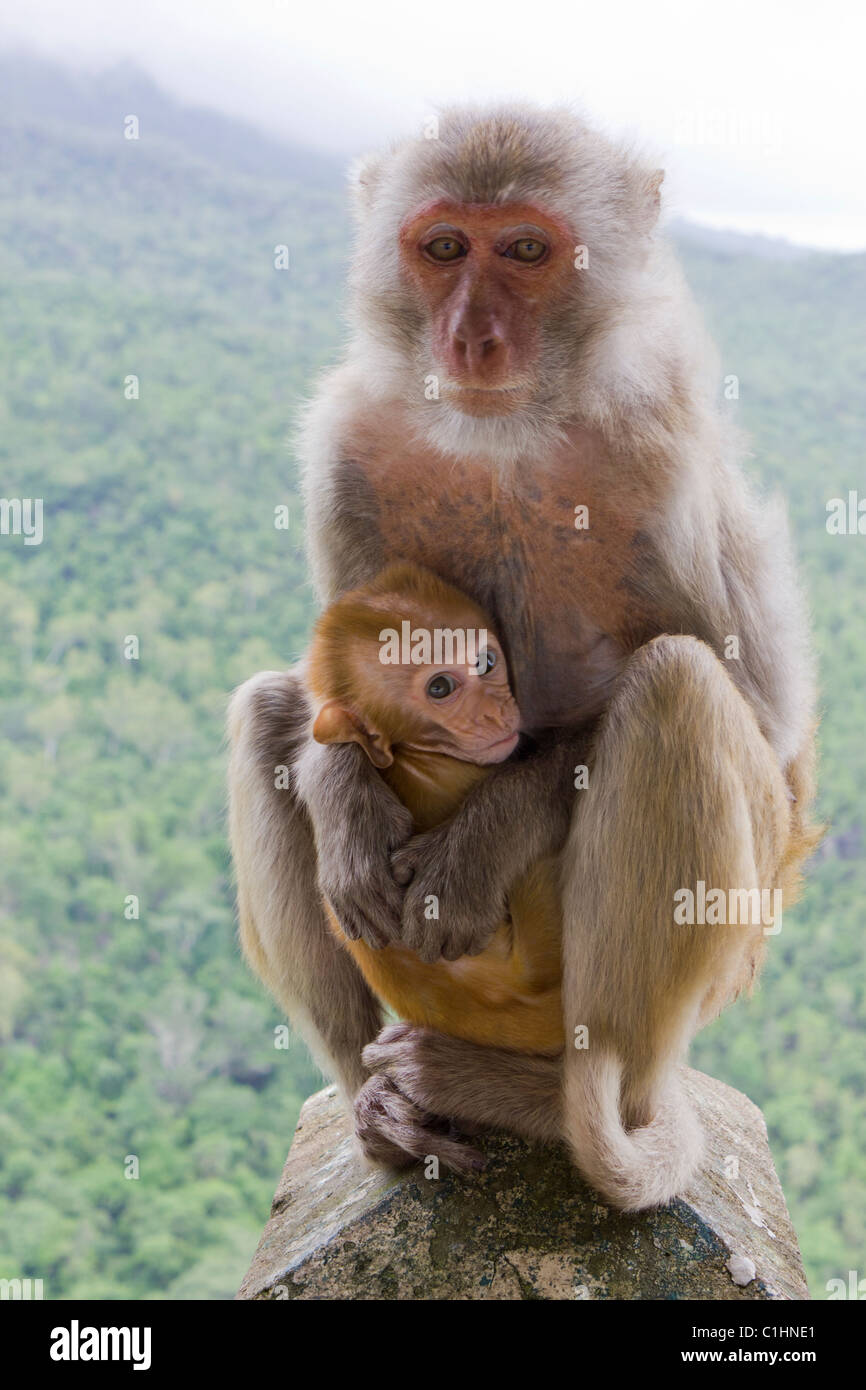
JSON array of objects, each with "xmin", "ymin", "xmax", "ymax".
[{"xmin": 0, "ymin": 57, "xmax": 863, "ymax": 1298}]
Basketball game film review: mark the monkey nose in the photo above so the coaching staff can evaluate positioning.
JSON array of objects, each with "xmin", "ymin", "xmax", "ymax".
[
  {"xmin": 483, "ymin": 713, "xmax": 509, "ymax": 733},
  {"xmin": 454, "ymin": 328, "xmax": 502, "ymax": 372}
]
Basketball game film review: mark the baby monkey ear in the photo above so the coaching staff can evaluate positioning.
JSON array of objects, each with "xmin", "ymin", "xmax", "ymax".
[{"xmin": 311, "ymin": 699, "xmax": 394, "ymax": 769}]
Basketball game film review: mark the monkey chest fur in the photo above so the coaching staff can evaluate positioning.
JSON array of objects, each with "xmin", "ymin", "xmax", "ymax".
[{"xmin": 354, "ymin": 428, "xmax": 659, "ymax": 732}]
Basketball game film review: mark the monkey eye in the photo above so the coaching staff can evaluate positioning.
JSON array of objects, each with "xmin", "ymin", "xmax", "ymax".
[
  {"xmin": 424, "ymin": 236, "xmax": 467, "ymax": 263},
  {"xmin": 503, "ymin": 237, "xmax": 547, "ymax": 263},
  {"xmin": 476, "ymin": 647, "xmax": 498, "ymax": 674},
  {"xmin": 426, "ymin": 673, "xmax": 457, "ymax": 699}
]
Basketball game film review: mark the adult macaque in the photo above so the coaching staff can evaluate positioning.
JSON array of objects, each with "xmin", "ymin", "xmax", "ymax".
[
  {"xmin": 228, "ymin": 106, "xmax": 819, "ymax": 1209},
  {"xmin": 307, "ymin": 561, "xmax": 564, "ymax": 1055}
]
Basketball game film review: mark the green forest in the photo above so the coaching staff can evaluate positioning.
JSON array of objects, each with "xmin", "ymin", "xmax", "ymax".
[{"xmin": 0, "ymin": 58, "xmax": 863, "ymax": 1299}]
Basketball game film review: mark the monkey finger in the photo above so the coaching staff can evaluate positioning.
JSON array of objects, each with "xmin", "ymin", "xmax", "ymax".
[
  {"xmin": 390, "ymin": 844, "xmax": 418, "ymax": 887},
  {"xmin": 408, "ymin": 927, "xmax": 448, "ymax": 966},
  {"xmin": 447, "ymin": 913, "xmax": 502, "ymax": 961},
  {"xmin": 398, "ymin": 886, "xmax": 447, "ymax": 960},
  {"xmin": 330, "ymin": 905, "xmax": 361, "ymax": 942},
  {"xmin": 330, "ymin": 859, "xmax": 407, "ymax": 944},
  {"xmin": 439, "ymin": 933, "xmax": 470, "ymax": 963},
  {"xmin": 331, "ymin": 897, "xmax": 389, "ymax": 949},
  {"xmin": 462, "ymin": 934, "xmax": 496, "ymax": 957},
  {"xmin": 369, "ymin": 868, "xmax": 411, "ymax": 929},
  {"xmin": 355, "ymin": 906, "xmax": 396, "ymax": 949},
  {"xmin": 426, "ymin": 880, "xmax": 505, "ymax": 960}
]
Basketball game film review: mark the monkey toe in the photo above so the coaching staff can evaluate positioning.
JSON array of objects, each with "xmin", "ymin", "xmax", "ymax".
[
  {"xmin": 361, "ymin": 1037, "xmax": 404, "ymax": 1073},
  {"xmin": 374, "ymin": 1021, "xmax": 415, "ymax": 1046},
  {"xmin": 435, "ymin": 1135, "xmax": 486, "ymax": 1174},
  {"xmin": 354, "ymin": 1073, "xmax": 483, "ymax": 1173}
]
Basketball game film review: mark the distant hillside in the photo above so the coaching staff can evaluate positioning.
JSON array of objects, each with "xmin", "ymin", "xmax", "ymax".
[
  {"xmin": 667, "ymin": 216, "xmax": 820, "ymax": 261},
  {"xmin": 0, "ymin": 54, "xmax": 863, "ymax": 1300},
  {"xmin": 0, "ymin": 51, "xmax": 835, "ymax": 261},
  {"xmin": 0, "ymin": 51, "xmax": 344, "ymax": 186}
]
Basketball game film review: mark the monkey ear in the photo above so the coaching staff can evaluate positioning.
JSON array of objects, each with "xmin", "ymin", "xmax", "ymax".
[
  {"xmin": 348, "ymin": 152, "xmax": 384, "ymax": 220},
  {"xmin": 312, "ymin": 699, "xmax": 393, "ymax": 768},
  {"xmin": 641, "ymin": 168, "xmax": 665, "ymax": 230}
]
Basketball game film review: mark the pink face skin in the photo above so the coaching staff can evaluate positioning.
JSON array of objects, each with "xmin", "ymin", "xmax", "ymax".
[
  {"xmin": 399, "ymin": 199, "xmax": 575, "ymax": 417},
  {"xmin": 403, "ymin": 636, "xmax": 521, "ymax": 764}
]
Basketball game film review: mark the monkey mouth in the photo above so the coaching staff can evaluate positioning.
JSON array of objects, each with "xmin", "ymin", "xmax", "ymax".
[
  {"xmin": 479, "ymin": 730, "xmax": 521, "ymax": 760},
  {"xmin": 444, "ymin": 384, "xmax": 530, "ymax": 417}
]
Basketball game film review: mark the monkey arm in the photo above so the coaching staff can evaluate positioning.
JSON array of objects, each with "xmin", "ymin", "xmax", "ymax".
[
  {"xmin": 390, "ymin": 729, "xmax": 586, "ymax": 962},
  {"xmin": 293, "ymin": 736, "xmax": 413, "ymax": 945},
  {"xmin": 297, "ymin": 394, "xmax": 424, "ymax": 946},
  {"xmin": 662, "ymin": 471, "xmax": 816, "ymax": 778},
  {"xmin": 299, "ymin": 376, "xmax": 388, "ymax": 605}
]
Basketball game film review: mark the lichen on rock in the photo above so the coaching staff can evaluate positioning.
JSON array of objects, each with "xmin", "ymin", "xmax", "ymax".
[{"xmin": 237, "ymin": 1068, "xmax": 809, "ymax": 1301}]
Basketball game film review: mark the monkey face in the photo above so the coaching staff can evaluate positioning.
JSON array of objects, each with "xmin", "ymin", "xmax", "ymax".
[
  {"xmin": 399, "ymin": 200, "xmax": 575, "ymax": 417},
  {"xmin": 409, "ymin": 640, "xmax": 521, "ymax": 763}
]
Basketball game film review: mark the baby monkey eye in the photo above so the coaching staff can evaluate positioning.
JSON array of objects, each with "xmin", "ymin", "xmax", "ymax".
[
  {"xmin": 425, "ymin": 236, "xmax": 466, "ymax": 262},
  {"xmin": 476, "ymin": 647, "xmax": 498, "ymax": 674},
  {"xmin": 504, "ymin": 237, "xmax": 547, "ymax": 263},
  {"xmin": 426, "ymin": 673, "xmax": 457, "ymax": 699}
]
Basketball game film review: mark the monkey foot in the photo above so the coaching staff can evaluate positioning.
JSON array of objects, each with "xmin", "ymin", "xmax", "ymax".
[{"xmin": 354, "ymin": 1071, "xmax": 485, "ymax": 1174}]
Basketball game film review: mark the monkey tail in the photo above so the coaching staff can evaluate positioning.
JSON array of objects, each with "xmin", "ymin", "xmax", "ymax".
[{"xmin": 564, "ymin": 1049, "xmax": 704, "ymax": 1212}]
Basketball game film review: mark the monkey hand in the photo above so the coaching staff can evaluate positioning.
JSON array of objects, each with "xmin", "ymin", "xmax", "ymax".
[
  {"xmin": 296, "ymin": 739, "xmax": 414, "ymax": 946},
  {"xmin": 391, "ymin": 738, "xmax": 578, "ymax": 960},
  {"xmin": 354, "ymin": 1066, "xmax": 485, "ymax": 1174},
  {"xmin": 390, "ymin": 818, "xmax": 508, "ymax": 962}
]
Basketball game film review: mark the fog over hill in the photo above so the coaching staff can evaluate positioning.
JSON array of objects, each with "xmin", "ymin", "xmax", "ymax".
[
  {"xmin": 0, "ymin": 51, "xmax": 838, "ymax": 261},
  {"xmin": 0, "ymin": 51, "xmax": 344, "ymax": 186}
]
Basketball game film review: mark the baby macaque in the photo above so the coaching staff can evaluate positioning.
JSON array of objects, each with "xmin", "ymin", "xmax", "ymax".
[{"xmin": 308, "ymin": 562, "xmax": 564, "ymax": 1054}]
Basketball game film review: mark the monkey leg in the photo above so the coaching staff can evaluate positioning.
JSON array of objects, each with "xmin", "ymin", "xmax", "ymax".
[
  {"xmin": 227, "ymin": 667, "xmax": 383, "ymax": 1098},
  {"xmin": 559, "ymin": 634, "xmax": 792, "ymax": 1209}
]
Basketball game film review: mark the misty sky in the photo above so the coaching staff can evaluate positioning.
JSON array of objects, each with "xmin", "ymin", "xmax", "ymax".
[{"xmin": 2, "ymin": 0, "xmax": 864, "ymax": 250}]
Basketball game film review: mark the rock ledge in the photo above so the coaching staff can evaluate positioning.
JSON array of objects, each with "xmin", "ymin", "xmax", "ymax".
[{"xmin": 237, "ymin": 1068, "xmax": 808, "ymax": 1301}]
